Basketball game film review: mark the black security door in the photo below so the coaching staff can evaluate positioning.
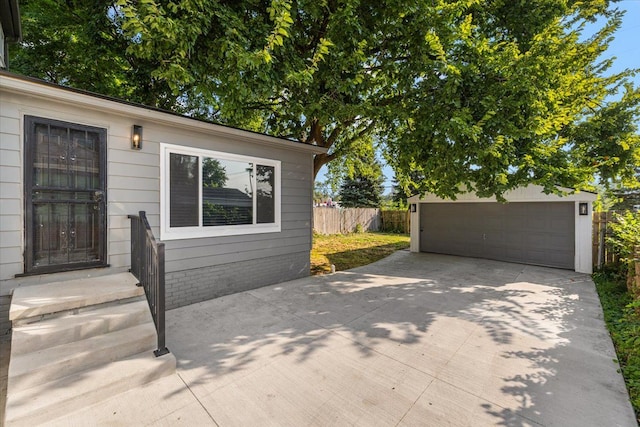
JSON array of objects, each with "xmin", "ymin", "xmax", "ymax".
[{"xmin": 24, "ymin": 116, "xmax": 107, "ymax": 274}]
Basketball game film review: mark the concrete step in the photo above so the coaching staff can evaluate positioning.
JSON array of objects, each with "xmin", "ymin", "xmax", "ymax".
[
  {"xmin": 11, "ymin": 298, "xmax": 152, "ymax": 356},
  {"xmin": 9, "ymin": 272, "xmax": 142, "ymax": 322},
  {"xmin": 5, "ymin": 350, "xmax": 177, "ymax": 427},
  {"xmin": 8, "ymin": 322, "xmax": 157, "ymax": 392}
]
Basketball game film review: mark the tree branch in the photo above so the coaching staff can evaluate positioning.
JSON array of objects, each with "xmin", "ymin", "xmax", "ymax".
[
  {"xmin": 313, "ymin": 151, "xmax": 339, "ymax": 178},
  {"xmin": 311, "ymin": 119, "xmax": 325, "ymax": 146}
]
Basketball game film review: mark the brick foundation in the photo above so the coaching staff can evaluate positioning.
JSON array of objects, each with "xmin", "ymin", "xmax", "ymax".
[{"xmin": 165, "ymin": 252, "xmax": 310, "ymax": 309}]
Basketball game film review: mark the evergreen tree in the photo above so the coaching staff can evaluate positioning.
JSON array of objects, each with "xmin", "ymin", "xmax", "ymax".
[
  {"xmin": 338, "ymin": 175, "xmax": 384, "ymax": 208},
  {"xmin": 336, "ymin": 141, "xmax": 385, "ymax": 207}
]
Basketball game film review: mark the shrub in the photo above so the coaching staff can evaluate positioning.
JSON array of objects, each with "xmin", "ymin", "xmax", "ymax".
[
  {"xmin": 608, "ymin": 211, "xmax": 640, "ymax": 261},
  {"xmin": 608, "ymin": 211, "xmax": 640, "ymax": 299}
]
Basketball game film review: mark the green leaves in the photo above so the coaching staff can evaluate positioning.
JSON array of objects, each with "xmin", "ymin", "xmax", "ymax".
[
  {"xmin": 11, "ymin": 0, "xmax": 640, "ymax": 200},
  {"xmin": 385, "ymin": 0, "xmax": 640, "ymax": 199},
  {"xmin": 608, "ymin": 211, "xmax": 640, "ymax": 262},
  {"xmin": 424, "ymin": 30, "xmax": 446, "ymax": 61},
  {"xmin": 263, "ymin": 0, "xmax": 294, "ymax": 61}
]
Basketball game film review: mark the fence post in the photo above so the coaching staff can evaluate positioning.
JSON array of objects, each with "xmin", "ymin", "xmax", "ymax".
[{"xmin": 597, "ymin": 212, "xmax": 605, "ymax": 269}]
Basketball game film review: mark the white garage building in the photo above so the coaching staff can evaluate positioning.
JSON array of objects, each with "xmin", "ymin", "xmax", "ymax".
[{"xmin": 408, "ymin": 185, "xmax": 596, "ymax": 274}]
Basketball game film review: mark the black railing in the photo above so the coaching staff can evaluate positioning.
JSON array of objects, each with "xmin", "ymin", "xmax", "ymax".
[{"xmin": 128, "ymin": 211, "xmax": 169, "ymax": 357}]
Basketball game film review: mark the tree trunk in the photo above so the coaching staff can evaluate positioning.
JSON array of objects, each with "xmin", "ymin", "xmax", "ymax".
[{"xmin": 313, "ymin": 152, "xmax": 337, "ymax": 179}]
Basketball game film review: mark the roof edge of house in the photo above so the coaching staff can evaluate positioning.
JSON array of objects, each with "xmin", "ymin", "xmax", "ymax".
[
  {"xmin": 0, "ymin": 0, "xmax": 22, "ymax": 42},
  {"xmin": 0, "ymin": 71, "xmax": 328, "ymax": 154}
]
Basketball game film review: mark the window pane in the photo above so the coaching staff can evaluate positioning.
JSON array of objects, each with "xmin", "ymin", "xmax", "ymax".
[
  {"xmin": 257, "ymin": 165, "xmax": 275, "ymax": 224},
  {"xmin": 70, "ymin": 129, "xmax": 100, "ymax": 189},
  {"xmin": 33, "ymin": 123, "xmax": 51, "ymax": 187},
  {"xmin": 34, "ymin": 124, "xmax": 69, "ymax": 188},
  {"xmin": 33, "ymin": 203, "xmax": 66, "ymax": 267},
  {"xmin": 202, "ymin": 158, "xmax": 253, "ymax": 226},
  {"xmin": 170, "ymin": 153, "xmax": 199, "ymax": 227},
  {"xmin": 67, "ymin": 203, "xmax": 100, "ymax": 263}
]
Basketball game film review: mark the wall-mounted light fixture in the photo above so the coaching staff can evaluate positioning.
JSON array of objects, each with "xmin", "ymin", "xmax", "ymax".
[
  {"xmin": 579, "ymin": 202, "xmax": 588, "ymax": 216},
  {"xmin": 410, "ymin": 203, "xmax": 417, "ymax": 213},
  {"xmin": 131, "ymin": 125, "xmax": 143, "ymax": 150}
]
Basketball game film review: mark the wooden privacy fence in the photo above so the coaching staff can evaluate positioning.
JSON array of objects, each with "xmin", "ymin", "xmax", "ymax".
[
  {"xmin": 380, "ymin": 210, "xmax": 411, "ymax": 233},
  {"xmin": 313, "ymin": 208, "xmax": 380, "ymax": 234},
  {"xmin": 592, "ymin": 211, "xmax": 621, "ymax": 268},
  {"xmin": 313, "ymin": 208, "xmax": 410, "ymax": 234}
]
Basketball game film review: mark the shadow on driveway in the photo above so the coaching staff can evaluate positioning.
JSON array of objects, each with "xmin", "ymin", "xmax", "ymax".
[{"xmin": 165, "ymin": 251, "xmax": 636, "ymax": 426}]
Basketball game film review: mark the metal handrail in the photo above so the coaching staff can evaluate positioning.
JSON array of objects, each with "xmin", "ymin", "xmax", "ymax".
[{"xmin": 128, "ymin": 211, "xmax": 169, "ymax": 357}]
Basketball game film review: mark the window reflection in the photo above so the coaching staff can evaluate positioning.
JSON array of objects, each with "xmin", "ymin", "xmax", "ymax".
[
  {"xmin": 257, "ymin": 165, "xmax": 275, "ymax": 223},
  {"xmin": 170, "ymin": 153, "xmax": 199, "ymax": 227},
  {"xmin": 202, "ymin": 158, "xmax": 253, "ymax": 226}
]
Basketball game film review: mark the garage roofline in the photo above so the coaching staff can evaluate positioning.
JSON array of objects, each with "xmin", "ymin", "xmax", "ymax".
[{"xmin": 407, "ymin": 184, "xmax": 597, "ymax": 204}]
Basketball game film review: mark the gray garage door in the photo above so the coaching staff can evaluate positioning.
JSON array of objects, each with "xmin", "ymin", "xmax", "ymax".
[{"xmin": 419, "ymin": 202, "xmax": 575, "ymax": 269}]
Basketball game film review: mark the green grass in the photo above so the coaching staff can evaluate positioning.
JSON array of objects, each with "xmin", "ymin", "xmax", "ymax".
[
  {"xmin": 311, "ymin": 232, "xmax": 410, "ymax": 275},
  {"xmin": 593, "ymin": 268, "xmax": 640, "ymax": 422}
]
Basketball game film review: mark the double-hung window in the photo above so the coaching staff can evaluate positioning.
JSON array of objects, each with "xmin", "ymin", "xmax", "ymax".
[{"xmin": 160, "ymin": 143, "xmax": 281, "ymax": 239}]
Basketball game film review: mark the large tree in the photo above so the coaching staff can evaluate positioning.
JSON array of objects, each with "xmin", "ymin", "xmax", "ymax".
[
  {"xmin": 382, "ymin": 1, "xmax": 640, "ymax": 199},
  {"xmin": 12, "ymin": 0, "xmax": 640, "ymax": 199}
]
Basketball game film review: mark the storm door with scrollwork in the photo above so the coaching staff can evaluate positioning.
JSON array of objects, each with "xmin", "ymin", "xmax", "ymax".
[{"xmin": 24, "ymin": 116, "xmax": 107, "ymax": 274}]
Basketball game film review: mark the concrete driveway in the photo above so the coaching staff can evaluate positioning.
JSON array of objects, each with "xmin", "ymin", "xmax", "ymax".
[{"xmin": 44, "ymin": 251, "xmax": 637, "ymax": 426}]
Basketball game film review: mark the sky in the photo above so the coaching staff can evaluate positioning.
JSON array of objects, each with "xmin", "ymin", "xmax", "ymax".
[
  {"xmin": 318, "ymin": 0, "xmax": 640, "ymax": 196},
  {"xmin": 603, "ymin": 0, "xmax": 640, "ymax": 80}
]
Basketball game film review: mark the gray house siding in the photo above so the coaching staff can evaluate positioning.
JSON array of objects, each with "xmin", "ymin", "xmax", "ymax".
[
  {"xmin": 162, "ymin": 153, "xmax": 314, "ymax": 308},
  {"xmin": 0, "ymin": 100, "xmax": 22, "ymax": 283},
  {"xmin": 0, "ymin": 74, "xmax": 322, "ymax": 308}
]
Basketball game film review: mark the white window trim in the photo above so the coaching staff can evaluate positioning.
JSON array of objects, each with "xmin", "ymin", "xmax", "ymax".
[
  {"xmin": 160, "ymin": 143, "xmax": 281, "ymax": 240},
  {"xmin": 0, "ymin": 25, "xmax": 6, "ymax": 69}
]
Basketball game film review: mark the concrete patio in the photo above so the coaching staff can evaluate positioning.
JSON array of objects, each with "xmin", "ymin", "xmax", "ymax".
[{"xmin": 16, "ymin": 251, "xmax": 638, "ymax": 426}]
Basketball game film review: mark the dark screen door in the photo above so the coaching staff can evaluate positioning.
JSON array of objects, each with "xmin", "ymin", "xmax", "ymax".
[{"xmin": 25, "ymin": 116, "xmax": 107, "ymax": 274}]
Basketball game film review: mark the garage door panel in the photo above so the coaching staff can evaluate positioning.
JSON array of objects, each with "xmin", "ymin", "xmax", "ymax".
[
  {"xmin": 525, "ymin": 216, "xmax": 549, "ymax": 230},
  {"xmin": 420, "ymin": 202, "xmax": 574, "ymax": 269},
  {"xmin": 526, "ymin": 237, "xmax": 569, "ymax": 254},
  {"xmin": 504, "ymin": 215, "xmax": 524, "ymax": 228},
  {"xmin": 484, "ymin": 243, "xmax": 507, "ymax": 260},
  {"xmin": 427, "ymin": 232, "xmax": 484, "ymax": 257},
  {"xmin": 549, "ymin": 233, "xmax": 572, "ymax": 247},
  {"xmin": 525, "ymin": 248, "xmax": 573, "ymax": 268},
  {"xmin": 526, "ymin": 250, "xmax": 554, "ymax": 265},
  {"xmin": 484, "ymin": 216, "xmax": 504, "ymax": 230},
  {"xmin": 550, "ymin": 217, "xmax": 573, "ymax": 229},
  {"xmin": 422, "ymin": 205, "xmax": 481, "ymax": 257},
  {"xmin": 504, "ymin": 248, "xmax": 525, "ymax": 261},
  {"xmin": 525, "ymin": 232, "xmax": 555, "ymax": 245}
]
